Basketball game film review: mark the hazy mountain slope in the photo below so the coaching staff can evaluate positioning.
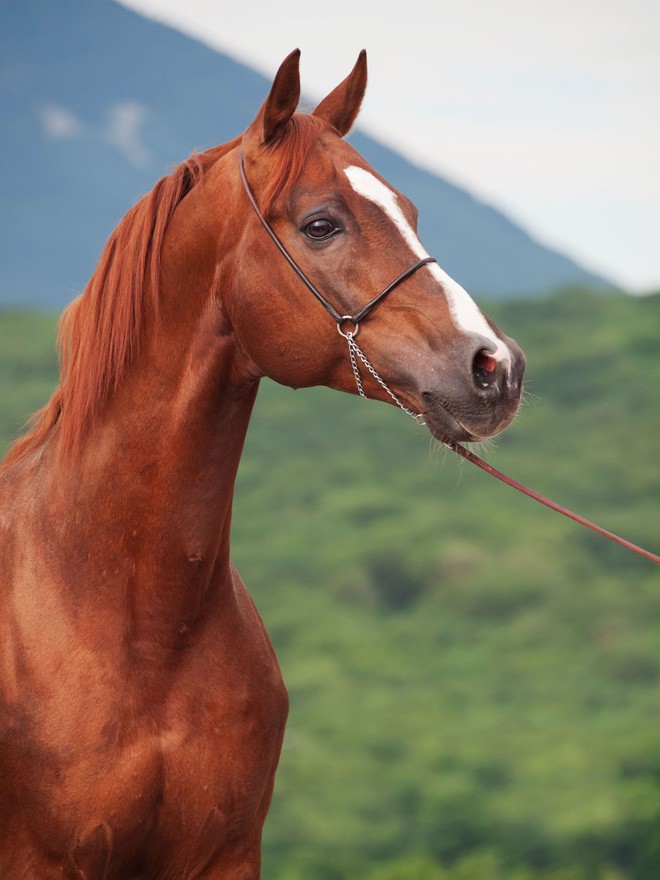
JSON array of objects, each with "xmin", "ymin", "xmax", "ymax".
[{"xmin": 0, "ymin": 0, "xmax": 614, "ymax": 307}]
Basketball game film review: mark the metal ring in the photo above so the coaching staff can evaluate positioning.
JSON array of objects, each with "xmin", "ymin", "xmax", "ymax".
[{"xmin": 337, "ymin": 317, "xmax": 359, "ymax": 339}]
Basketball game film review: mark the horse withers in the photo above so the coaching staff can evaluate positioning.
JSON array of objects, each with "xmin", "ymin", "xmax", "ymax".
[{"xmin": 0, "ymin": 51, "xmax": 524, "ymax": 878}]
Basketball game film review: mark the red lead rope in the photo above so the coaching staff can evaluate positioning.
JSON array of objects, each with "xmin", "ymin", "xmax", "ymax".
[{"xmin": 446, "ymin": 441, "xmax": 660, "ymax": 564}]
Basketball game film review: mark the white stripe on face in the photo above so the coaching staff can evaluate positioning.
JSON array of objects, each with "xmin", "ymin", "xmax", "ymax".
[{"xmin": 343, "ymin": 165, "xmax": 511, "ymax": 365}]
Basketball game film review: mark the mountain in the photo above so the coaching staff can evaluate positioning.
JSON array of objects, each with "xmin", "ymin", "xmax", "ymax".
[{"xmin": 0, "ymin": 0, "xmax": 615, "ymax": 308}]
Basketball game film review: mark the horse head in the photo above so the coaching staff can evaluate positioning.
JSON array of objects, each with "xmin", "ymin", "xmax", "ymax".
[{"xmin": 229, "ymin": 49, "xmax": 525, "ymax": 443}]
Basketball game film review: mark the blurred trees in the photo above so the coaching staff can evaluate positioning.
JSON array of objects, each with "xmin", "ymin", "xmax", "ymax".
[{"xmin": 1, "ymin": 289, "xmax": 659, "ymax": 879}]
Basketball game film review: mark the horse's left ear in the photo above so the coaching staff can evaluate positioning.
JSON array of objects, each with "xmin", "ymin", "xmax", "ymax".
[
  {"xmin": 312, "ymin": 50, "xmax": 367, "ymax": 137},
  {"xmin": 262, "ymin": 48, "xmax": 302, "ymax": 144}
]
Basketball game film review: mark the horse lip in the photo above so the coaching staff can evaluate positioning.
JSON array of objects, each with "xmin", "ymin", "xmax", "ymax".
[
  {"xmin": 422, "ymin": 394, "xmax": 519, "ymax": 444},
  {"xmin": 422, "ymin": 400, "xmax": 479, "ymax": 444}
]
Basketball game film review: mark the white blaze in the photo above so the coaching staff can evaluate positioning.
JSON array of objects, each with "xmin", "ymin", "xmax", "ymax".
[{"xmin": 344, "ymin": 165, "xmax": 511, "ymax": 365}]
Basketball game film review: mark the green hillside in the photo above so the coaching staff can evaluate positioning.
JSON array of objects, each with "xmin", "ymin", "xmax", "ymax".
[{"xmin": 1, "ymin": 290, "xmax": 659, "ymax": 879}]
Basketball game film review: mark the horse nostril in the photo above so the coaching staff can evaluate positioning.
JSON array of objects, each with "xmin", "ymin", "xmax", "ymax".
[{"xmin": 472, "ymin": 349, "xmax": 499, "ymax": 390}]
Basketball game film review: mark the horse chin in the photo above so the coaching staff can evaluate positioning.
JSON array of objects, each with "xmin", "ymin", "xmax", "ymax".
[
  {"xmin": 424, "ymin": 410, "xmax": 479, "ymax": 445},
  {"xmin": 423, "ymin": 401, "xmax": 518, "ymax": 446}
]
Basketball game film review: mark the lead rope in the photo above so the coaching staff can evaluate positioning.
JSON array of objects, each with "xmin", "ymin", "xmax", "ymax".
[
  {"xmin": 337, "ymin": 324, "xmax": 659, "ymax": 564},
  {"xmin": 446, "ymin": 440, "xmax": 660, "ymax": 565},
  {"xmin": 347, "ymin": 324, "xmax": 658, "ymax": 563}
]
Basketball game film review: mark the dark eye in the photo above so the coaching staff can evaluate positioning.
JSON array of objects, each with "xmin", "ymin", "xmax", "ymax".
[{"xmin": 304, "ymin": 218, "xmax": 341, "ymax": 240}]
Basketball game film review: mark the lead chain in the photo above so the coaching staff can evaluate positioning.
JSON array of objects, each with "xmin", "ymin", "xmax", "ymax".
[{"xmin": 344, "ymin": 332, "xmax": 426, "ymax": 426}]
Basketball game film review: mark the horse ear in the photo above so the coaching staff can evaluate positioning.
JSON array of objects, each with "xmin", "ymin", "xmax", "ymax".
[
  {"xmin": 312, "ymin": 50, "xmax": 367, "ymax": 137},
  {"xmin": 261, "ymin": 49, "xmax": 301, "ymax": 145}
]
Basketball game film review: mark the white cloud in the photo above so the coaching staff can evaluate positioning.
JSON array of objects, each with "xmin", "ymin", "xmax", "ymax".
[
  {"xmin": 39, "ymin": 104, "xmax": 84, "ymax": 139},
  {"xmin": 37, "ymin": 100, "xmax": 152, "ymax": 170},
  {"xmin": 104, "ymin": 101, "xmax": 152, "ymax": 168}
]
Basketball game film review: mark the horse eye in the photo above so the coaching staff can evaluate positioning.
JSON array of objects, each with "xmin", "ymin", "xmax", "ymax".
[{"xmin": 304, "ymin": 218, "xmax": 340, "ymax": 240}]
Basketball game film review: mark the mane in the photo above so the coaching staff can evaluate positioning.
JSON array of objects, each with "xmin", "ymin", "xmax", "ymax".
[
  {"xmin": 2, "ymin": 138, "xmax": 238, "ymax": 469},
  {"xmin": 2, "ymin": 115, "xmax": 329, "ymax": 469}
]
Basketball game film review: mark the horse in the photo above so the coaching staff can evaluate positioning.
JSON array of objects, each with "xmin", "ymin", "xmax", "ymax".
[{"xmin": 0, "ymin": 49, "xmax": 525, "ymax": 878}]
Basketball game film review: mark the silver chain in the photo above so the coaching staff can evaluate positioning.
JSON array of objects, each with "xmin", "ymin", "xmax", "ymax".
[{"xmin": 342, "ymin": 330, "xmax": 426, "ymax": 426}]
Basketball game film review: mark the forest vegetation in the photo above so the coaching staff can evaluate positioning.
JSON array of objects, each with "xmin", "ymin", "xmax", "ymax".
[{"xmin": 0, "ymin": 289, "xmax": 658, "ymax": 879}]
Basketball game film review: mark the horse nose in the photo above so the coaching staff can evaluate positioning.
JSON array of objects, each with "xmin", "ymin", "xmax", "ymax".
[{"xmin": 469, "ymin": 334, "xmax": 525, "ymax": 396}]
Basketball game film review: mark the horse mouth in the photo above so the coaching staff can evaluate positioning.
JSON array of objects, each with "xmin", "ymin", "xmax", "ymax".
[
  {"xmin": 423, "ymin": 406, "xmax": 480, "ymax": 444},
  {"xmin": 422, "ymin": 397, "xmax": 519, "ymax": 445}
]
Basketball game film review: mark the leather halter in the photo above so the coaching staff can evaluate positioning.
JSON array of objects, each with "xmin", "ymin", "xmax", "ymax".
[
  {"xmin": 238, "ymin": 152, "xmax": 437, "ymax": 330},
  {"xmin": 237, "ymin": 152, "xmax": 659, "ymax": 564}
]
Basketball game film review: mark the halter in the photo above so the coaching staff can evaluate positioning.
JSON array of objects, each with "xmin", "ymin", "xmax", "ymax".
[
  {"xmin": 238, "ymin": 152, "xmax": 659, "ymax": 565},
  {"xmin": 238, "ymin": 152, "xmax": 434, "ymax": 423}
]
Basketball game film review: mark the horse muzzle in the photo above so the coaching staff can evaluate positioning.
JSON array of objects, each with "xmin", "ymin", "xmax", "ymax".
[{"xmin": 419, "ymin": 332, "xmax": 526, "ymax": 443}]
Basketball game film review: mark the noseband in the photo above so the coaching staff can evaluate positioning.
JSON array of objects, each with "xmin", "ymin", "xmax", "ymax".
[{"xmin": 238, "ymin": 152, "xmax": 435, "ymax": 423}]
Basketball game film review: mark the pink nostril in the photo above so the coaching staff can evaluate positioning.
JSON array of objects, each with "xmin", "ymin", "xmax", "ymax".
[
  {"xmin": 474, "ymin": 351, "xmax": 498, "ymax": 373},
  {"xmin": 472, "ymin": 349, "xmax": 500, "ymax": 390}
]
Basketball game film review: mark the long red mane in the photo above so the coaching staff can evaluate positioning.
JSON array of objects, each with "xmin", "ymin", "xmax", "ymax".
[
  {"xmin": 3, "ymin": 140, "xmax": 233, "ymax": 468},
  {"xmin": 2, "ymin": 115, "xmax": 328, "ymax": 469}
]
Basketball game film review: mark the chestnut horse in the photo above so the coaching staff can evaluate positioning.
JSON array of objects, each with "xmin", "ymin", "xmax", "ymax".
[{"xmin": 0, "ymin": 51, "xmax": 525, "ymax": 878}]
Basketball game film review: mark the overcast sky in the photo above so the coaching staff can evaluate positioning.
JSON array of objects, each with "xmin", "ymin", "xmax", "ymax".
[{"xmin": 119, "ymin": 0, "xmax": 660, "ymax": 292}]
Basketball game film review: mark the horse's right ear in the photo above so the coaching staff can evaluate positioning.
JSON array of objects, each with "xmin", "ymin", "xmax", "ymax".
[
  {"xmin": 258, "ymin": 49, "xmax": 301, "ymax": 145},
  {"xmin": 312, "ymin": 50, "xmax": 367, "ymax": 137}
]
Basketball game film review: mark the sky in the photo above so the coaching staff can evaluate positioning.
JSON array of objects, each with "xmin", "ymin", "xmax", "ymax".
[{"xmin": 118, "ymin": 0, "xmax": 660, "ymax": 293}]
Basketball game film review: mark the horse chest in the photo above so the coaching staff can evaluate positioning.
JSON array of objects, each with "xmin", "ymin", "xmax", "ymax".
[{"xmin": 0, "ymin": 586, "xmax": 288, "ymax": 874}]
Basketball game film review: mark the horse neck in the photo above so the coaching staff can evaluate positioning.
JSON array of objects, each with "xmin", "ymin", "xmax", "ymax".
[
  {"xmin": 49, "ymin": 334, "xmax": 258, "ymax": 655},
  {"xmin": 44, "ymin": 172, "xmax": 260, "ymax": 640}
]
